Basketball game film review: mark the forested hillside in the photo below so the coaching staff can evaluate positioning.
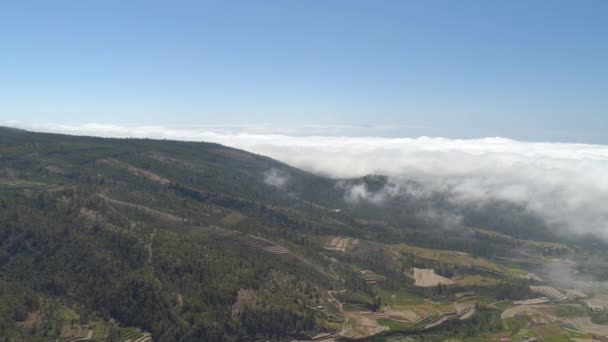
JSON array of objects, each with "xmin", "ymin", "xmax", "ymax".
[{"xmin": 1, "ymin": 127, "xmax": 607, "ymax": 341}]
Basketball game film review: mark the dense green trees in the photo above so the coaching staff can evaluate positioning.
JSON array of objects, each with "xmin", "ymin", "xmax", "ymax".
[
  {"xmin": 0, "ymin": 190, "xmax": 322, "ymax": 340},
  {"xmin": 0, "ymin": 281, "xmax": 39, "ymax": 338},
  {"xmin": 490, "ymin": 280, "xmax": 532, "ymax": 300},
  {"xmin": 2, "ymin": 127, "xmax": 605, "ymax": 341}
]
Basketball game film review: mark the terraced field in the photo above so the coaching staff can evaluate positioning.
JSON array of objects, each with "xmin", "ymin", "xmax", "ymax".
[
  {"xmin": 359, "ymin": 270, "xmax": 384, "ymax": 284},
  {"xmin": 117, "ymin": 329, "xmax": 151, "ymax": 342},
  {"xmin": 323, "ymin": 236, "xmax": 359, "ymax": 252},
  {"xmin": 240, "ymin": 234, "xmax": 290, "ymax": 255},
  {"xmin": 530, "ymin": 286, "xmax": 568, "ymax": 301},
  {"xmin": 396, "ymin": 244, "xmax": 528, "ymax": 278},
  {"xmin": 338, "ymin": 297, "xmax": 479, "ymax": 339}
]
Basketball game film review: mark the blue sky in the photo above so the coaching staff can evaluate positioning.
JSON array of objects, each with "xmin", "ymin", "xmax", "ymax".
[{"xmin": 1, "ymin": 0, "xmax": 607, "ymax": 143}]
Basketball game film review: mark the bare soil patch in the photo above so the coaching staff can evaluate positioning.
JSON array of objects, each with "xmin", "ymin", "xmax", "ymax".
[{"xmin": 412, "ymin": 268, "xmax": 454, "ymax": 287}]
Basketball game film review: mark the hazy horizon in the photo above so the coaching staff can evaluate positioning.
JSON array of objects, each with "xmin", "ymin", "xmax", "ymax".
[{"xmin": 2, "ymin": 1, "xmax": 607, "ymax": 143}]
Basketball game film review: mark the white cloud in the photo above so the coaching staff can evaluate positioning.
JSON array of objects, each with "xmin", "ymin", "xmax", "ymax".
[
  {"xmin": 5, "ymin": 121, "xmax": 608, "ymax": 238},
  {"xmin": 264, "ymin": 168, "xmax": 289, "ymax": 188},
  {"xmin": 337, "ymin": 178, "xmax": 402, "ymax": 205}
]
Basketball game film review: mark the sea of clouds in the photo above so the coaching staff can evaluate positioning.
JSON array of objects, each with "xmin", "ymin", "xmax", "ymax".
[{"xmin": 5, "ymin": 122, "xmax": 608, "ymax": 238}]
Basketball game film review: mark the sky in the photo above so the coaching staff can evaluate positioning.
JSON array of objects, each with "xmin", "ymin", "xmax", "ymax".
[
  {"xmin": 1, "ymin": 1, "xmax": 608, "ymax": 237},
  {"xmin": 1, "ymin": 0, "xmax": 607, "ymax": 143}
]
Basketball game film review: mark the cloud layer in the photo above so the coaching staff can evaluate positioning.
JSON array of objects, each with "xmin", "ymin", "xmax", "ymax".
[{"xmin": 6, "ymin": 122, "xmax": 608, "ymax": 238}]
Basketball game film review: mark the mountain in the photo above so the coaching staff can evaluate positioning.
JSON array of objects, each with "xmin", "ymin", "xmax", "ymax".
[{"xmin": 1, "ymin": 127, "xmax": 607, "ymax": 342}]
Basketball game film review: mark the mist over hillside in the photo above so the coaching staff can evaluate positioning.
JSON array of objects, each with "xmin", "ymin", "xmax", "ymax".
[
  {"xmin": 3, "ymin": 0, "xmax": 607, "ymax": 339},
  {"xmin": 3, "ymin": 126, "xmax": 608, "ymax": 341},
  {"xmin": 9, "ymin": 122, "xmax": 608, "ymax": 241}
]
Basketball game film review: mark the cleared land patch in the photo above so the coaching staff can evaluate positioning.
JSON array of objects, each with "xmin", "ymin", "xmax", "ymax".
[
  {"xmin": 412, "ymin": 268, "xmax": 454, "ymax": 287},
  {"xmin": 324, "ymin": 236, "xmax": 359, "ymax": 252}
]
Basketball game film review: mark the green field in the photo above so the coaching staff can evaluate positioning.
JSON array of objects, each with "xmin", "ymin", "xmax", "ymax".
[{"xmin": 378, "ymin": 287, "xmax": 424, "ymax": 306}]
